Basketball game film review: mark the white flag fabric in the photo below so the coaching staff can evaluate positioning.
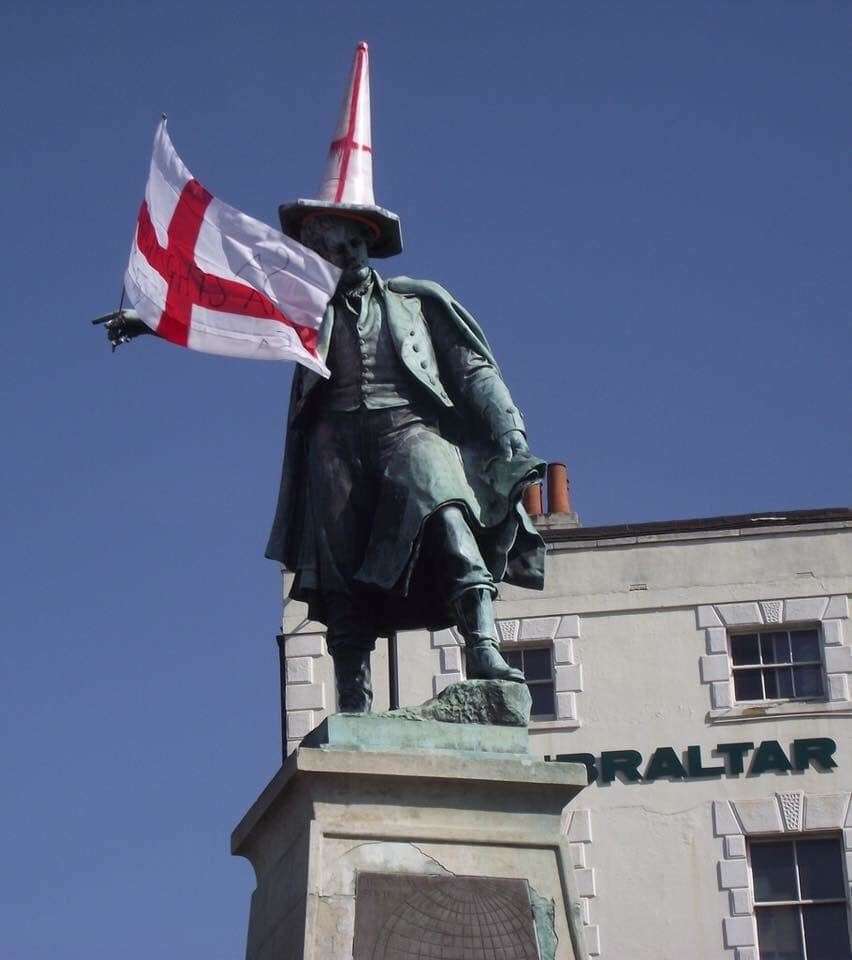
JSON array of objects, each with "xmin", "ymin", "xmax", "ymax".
[{"xmin": 124, "ymin": 119, "xmax": 338, "ymax": 375}]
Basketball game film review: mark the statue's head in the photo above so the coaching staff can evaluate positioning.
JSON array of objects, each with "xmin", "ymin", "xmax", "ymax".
[{"xmin": 300, "ymin": 215, "xmax": 374, "ymax": 289}]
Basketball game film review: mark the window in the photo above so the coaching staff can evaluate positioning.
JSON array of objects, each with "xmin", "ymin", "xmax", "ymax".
[
  {"xmin": 731, "ymin": 628, "xmax": 824, "ymax": 703},
  {"xmin": 751, "ymin": 835, "xmax": 852, "ymax": 959},
  {"xmin": 503, "ymin": 647, "xmax": 555, "ymax": 718}
]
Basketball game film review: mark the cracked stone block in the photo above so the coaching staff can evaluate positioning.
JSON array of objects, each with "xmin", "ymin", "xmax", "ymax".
[
  {"xmin": 724, "ymin": 916, "xmax": 756, "ymax": 947},
  {"xmin": 825, "ymin": 595, "xmax": 850, "ymax": 619},
  {"xmin": 711, "ymin": 681, "xmax": 733, "ymax": 709},
  {"xmin": 553, "ymin": 637, "xmax": 574, "ymax": 664},
  {"xmin": 760, "ymin": 600, "xmax": 783, "ymax": 623},
  {"xmin": 440, "ymin": 646, "xmax": 462, "ymax": 673},
  {"xmin": 700, "ymin": 654, "xmax": 731, "ymax": 683},
  {"xmin": 713, "ymin": 801, "xmax": 742, "ymax": 836},
  {"xmin": 706, "ymin": 627, "xmax": 728, "ymax": 654},
  {"xmin": 283, "ymin": 633, "xmax": 325, "ymax": 658},
  {"xmin": 286, "ymin": 681, "xmax": 326, "ymax": 711},
  {"xmin": 431, "ymin": 628, "xmax": 460, "ymax": 648},
  {"xmin": 725, "ymin": 835, "xmax": 747, "ymax": 859},
  {"xmin": 286, "ymin": 709, "xmax": 315, "ymax": 740},
  {"xmin": 555, "ymin": 664, "xmax": 583, "ymax": 693},
  {"xmin": 717, "ymin": 602, "xmax": 762, "ymax": 626},
  {"xmin": 555, "ymin": 691, "xmax": 577, "ymax": 720},
  {"xmin": 804, "ymin": 794, "xmax": 848, "ymax": 830},
  {"xmin": 697, "ymin": 605, "xmax": 722, "ymax": 628},
  {"xmin": 574, "ymin": 868, "xmax": 596, "ymax": 898},
  {"xmin": 827, "ymin": 673, "xmax": 849, "ymax": 701},
  {"xmin": 824, "ymin": 645, "xmax": 852, "ymax": 673},
  {"xmin": 733, "ymin": 799, "xmax": 783, "ymax": 834},
  {"xmin": 496, "ymin": 619, "xmax": 519, "ymax": 644},
  {"xmin": 285, "ymin": 656, "xmax": 314, "ymax": 685},
  {"xmin": 730, "ymin": 887, "xmax": 752, "ymax": 916},
  {"xmin": 719, "ymin": 859, "xmax": 749, "ymax": 889},
  {"xmin": 520, "ymin": 616, "xmax": 560, "ymax": 640},
  {"xmin": 822, "ymin": 620, "xmax": 845, "ymax": 646},
  {"xmin": 585, "ymin": 925, "xmax": 601, "ymax": 956},
  {"xmin": 567, "ymin": 809, "xmax": 593, "ymax": 843},
  {"xmin": 784, "ymin": 596, "xmax": 829, "ymax": 622},
  {"xmin": 555, "ymin": 615, "xmax": 580, "ymax": 639}
]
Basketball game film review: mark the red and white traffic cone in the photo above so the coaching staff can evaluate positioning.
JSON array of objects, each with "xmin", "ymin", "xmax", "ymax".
[{"xmin": 279, "ymin": 42, "xmax": 402, "ymax": 258}]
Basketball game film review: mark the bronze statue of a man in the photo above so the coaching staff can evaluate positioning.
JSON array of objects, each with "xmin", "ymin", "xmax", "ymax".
[{"xmin": 101, "ymin": 44, "xmax": 546, "ymax": 712}]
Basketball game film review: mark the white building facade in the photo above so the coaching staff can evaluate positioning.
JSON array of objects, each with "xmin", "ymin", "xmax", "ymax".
[{"xmin": 278, "ymin": 506, "xmax": 852, "ymax": 959}]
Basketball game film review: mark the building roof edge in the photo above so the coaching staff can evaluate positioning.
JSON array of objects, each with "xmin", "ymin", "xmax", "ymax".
[{"xmin": 535, "ymin": 506, "xmax": 852, "ymax": 543}]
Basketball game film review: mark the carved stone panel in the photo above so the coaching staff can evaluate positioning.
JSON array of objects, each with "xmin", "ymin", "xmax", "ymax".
[{"xmin": 352, "ymin": 872, "xmax": 540, "ymax": 960}]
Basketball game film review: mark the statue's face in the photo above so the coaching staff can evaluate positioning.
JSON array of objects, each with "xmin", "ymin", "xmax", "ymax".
[{"xmin": 306, "ymin": 217, "xmax": 371, "ymax": 288}]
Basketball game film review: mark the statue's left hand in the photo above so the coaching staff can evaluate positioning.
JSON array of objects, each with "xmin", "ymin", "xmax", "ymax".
[{"xmin": 499, "ymin": 430, "xmax": 529, "ymax": 462}]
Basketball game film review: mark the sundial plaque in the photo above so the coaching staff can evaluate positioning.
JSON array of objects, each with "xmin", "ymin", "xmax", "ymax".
[{"xmin": 352, "ymin": 872, "xmax": 541, "ymax": 960}]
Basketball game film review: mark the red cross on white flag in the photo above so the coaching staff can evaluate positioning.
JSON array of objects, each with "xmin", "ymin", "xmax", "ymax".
[{"xmin": 124, "ymin": 119, "xmax": 338, "ymax": 375}]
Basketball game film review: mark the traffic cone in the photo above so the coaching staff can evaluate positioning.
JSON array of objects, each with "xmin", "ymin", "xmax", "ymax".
[{"xmin": 279, "ymin": 42, "xmax": 402, "ymax": 258}]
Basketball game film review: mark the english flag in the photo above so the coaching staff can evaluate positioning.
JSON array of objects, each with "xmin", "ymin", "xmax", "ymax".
[{"xmin": 124, "ymin": 119, "xmax": 338, "ymax": 375}]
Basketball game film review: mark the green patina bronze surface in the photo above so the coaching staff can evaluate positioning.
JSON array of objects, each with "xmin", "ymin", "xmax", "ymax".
[{"xmin": 266, "ymin": 273, "xmax": 546, "ymax": 634}]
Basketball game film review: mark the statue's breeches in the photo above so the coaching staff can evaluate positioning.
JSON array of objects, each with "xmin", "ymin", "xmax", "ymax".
[{"xmin": 300, "ymin": 405, "xmax": 485, "ymax": 603}]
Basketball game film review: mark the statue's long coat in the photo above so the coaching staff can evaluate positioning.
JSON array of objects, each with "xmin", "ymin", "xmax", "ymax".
[{"xmin": 265, "ymin": 276, "xmax": 546, "ymax": 632}]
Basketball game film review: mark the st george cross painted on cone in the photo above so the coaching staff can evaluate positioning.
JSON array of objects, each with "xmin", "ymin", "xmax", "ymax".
[{"xmin": 97, "ymin": 42, "xmax": 546, "ymax": 713}]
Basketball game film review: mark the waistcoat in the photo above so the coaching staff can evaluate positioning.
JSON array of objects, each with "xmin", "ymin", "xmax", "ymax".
[{"xmin": 324, "ymin": 282, "xmax": 418, "ymax": 411}]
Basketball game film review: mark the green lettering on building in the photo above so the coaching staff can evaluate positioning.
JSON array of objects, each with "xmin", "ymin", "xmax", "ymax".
[
  {"xmin": 792, "ymin": 737, "xmax": 838, "ymax": 771},
  {"xmin": 750, "ymin": 740, "xmax": 793, "ymax": 775},
  {"xmin": 545, "ymin": 738, "xmax": 839, "ymax": 784},
  {"xmin": 686, "ymin": 745, "xmax": 726, "ymax": 779},
  {"xmin": 600, "ymin": 750, "xmax": 643, "ymax": 783},
  {"xmin": 644, "ymin": 747, "xmax": 687, "ymax": 781}
]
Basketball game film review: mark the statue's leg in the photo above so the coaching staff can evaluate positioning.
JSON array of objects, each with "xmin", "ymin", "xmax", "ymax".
[
  {"xmin": 429, "ymin": 505, "xmax": 525, "ymax": 683},
  {"xmin": 325, "ymin": 593, "xmax": 377, "ymax": 713}
]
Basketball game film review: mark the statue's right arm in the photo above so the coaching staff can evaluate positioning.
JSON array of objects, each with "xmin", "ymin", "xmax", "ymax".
[{"xmin": 93, "ymin": 308, "xmax": 156, "ymax": 349}]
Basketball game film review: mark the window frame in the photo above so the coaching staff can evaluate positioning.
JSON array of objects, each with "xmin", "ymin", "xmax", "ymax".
[
  {"xmin": 729, "ymin": 625, "xmax": 827, "ymax": 706},
  {"xmin": 502, "ymin": 645, "xmax": 556, "ymax": 721},
  {"xmin": 748, "ymin": 833, "xmax": 852, "ymax": 960}
]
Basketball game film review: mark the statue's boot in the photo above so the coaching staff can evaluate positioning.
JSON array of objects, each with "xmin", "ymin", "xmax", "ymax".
[
  {"xmin": 453, "ymin": 587, "xmax": 525, "ymax": 683},
  {"xmin": 332, "ymin": 648, "xmax": 374, "ymax": 713}
]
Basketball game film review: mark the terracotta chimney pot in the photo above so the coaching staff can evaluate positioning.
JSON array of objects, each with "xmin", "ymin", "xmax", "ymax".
[
  {"xmin": 522, "ymin": 481, "xmax": 543, "ymax": 517},
  {"xmin": 546, "ymin": 462, "xmax": 572, "ymax": 515}
]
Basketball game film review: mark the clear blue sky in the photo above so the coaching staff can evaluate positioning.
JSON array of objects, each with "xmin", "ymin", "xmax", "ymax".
[{"xmin": 1, "ymin": 2, "xmax": 849, "ymax": 957}]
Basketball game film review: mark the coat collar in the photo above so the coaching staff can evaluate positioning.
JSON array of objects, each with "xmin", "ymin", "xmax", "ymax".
[{"xmin": 317, "ymin": 270, "xmax": 412, "ymax": 362}]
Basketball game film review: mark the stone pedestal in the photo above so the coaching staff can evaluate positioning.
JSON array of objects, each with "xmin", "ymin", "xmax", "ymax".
[{"xmin": 232, "ymin": 706, "xmax": 588, "ymax": 960}]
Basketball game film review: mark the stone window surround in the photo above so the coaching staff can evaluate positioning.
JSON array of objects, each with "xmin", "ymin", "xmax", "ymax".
[
  {"xmin": 430, "ymin": 614, "xmax": 583, "ymax": 729},
  {"xmin": 713, "ymin": 791, "xmax": 852, "ymax": 959},
  {"xmin": 697, "ymin": 595, "xmax": 851, "ymax": 722},
  {"xmin": 564, "ymin": 808, "xmax": 600, "ymax": 957},
  {"xmin": 279, "ymin": 631, "xmax": 327, "ymax": 757}
]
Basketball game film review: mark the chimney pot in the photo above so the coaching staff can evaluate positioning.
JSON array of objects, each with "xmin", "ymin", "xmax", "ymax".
[
  {"xmin": 522, "ymin": 481, "xmax": 544, "ymax": 517},
  {"xmin": 546, "ymin": 462, "xmax": 572, "ymax": 515}
]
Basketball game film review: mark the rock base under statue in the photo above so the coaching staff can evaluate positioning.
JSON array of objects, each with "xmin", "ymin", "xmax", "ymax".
[{"xmin": 232, "ymin": 681, "xmax": 589, "ymax": 960}]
